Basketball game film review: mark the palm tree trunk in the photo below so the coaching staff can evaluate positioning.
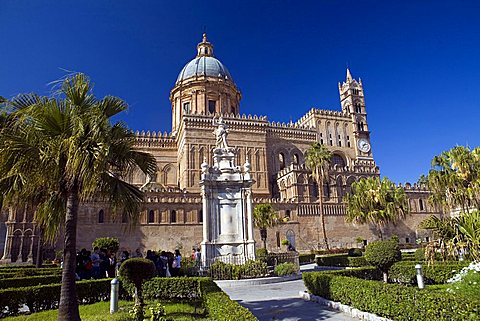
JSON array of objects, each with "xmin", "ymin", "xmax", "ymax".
[
  {"xmin": 57, "ymin": 190, "xmax": 81, "ymax": 321},
  {"xmin": 318, "ymin": 168, "xmax": 329, "ymax": 250}
]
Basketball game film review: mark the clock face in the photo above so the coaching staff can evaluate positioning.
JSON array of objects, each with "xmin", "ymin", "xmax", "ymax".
[{"xmin": 357, "ymin": 138, "xmax": 371, "ymax": 153}]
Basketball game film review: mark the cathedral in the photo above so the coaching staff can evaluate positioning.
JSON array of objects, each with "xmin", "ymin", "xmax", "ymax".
[{"xmin": 1, "ymin": 34, "xmax": 439, "ymax": 262}]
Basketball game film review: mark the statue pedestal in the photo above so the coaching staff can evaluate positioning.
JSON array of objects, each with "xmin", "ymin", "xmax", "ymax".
[{"xmin": 200, "ymin": 146, "xmax": 256, "ymax": 267}]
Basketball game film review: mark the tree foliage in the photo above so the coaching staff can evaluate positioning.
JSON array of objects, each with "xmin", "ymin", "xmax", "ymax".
[
  {"xmin": 92, "ymin": 237, "xmax": 120, "ymax": 253},
  {"xmin": 305, "ymin": 142, "xmax": 332, "ymax": 249},
  {"xmin": 345, "ymin": 176, "xmax": 410, "ymax": 239},
  {"xmin": 0, "ymin": 73, "xmax": 157, "ymax": 321},
  {"xmin": 253, "ymin": 203, "xmax": 279, "ymax": 249},
  {"xmin": 428, "ymin": 146, "xmax": 480, "ymax": 213}
]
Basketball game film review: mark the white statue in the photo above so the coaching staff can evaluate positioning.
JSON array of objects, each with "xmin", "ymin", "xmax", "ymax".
[{"xmin": 213, "ymin": 117, "xmax": 229, "ymax": 149}]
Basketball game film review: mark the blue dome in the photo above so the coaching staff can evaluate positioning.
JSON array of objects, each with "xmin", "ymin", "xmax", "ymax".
[{"xmin": 176, "ymin": 56, "xmax": 234, "ymax": 84}]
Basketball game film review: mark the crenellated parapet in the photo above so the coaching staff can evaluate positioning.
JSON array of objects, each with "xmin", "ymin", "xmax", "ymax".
[
  {"xmin": 134, "ymin": 130, "xmax": 176, "ymax": 148},
  {"xmin": 296, "ymin": 107, "xmax": 350, "ymax": 127}
]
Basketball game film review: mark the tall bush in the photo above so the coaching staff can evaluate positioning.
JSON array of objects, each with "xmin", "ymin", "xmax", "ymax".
[
  {"xmin": 92, "ymin": 237, "xmax": 120, "ymax": 253},
  {"xmin": 364, "ymin": 239, "xmax": 401, "ymax": 282}
]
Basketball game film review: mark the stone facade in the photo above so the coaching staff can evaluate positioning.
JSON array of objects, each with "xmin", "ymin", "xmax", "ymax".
[{"xmin": 0, "ymin": 34, "xmax": 442, "ymax": 262}]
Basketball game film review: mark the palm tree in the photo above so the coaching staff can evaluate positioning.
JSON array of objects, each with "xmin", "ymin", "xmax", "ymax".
[
  {"xmin": 253, "ymin": 204, "xmax": 279, "ymax": 249},
  {"xmin": 305, "ymin": 142, "xmax": 332, "ymax": 250},
  {"xmin": 0, "ymin": 74, "xmax": 157, "ymax": 321},
  {"xmin": 428, "ymin": 146, "xmax": 480, "ymax": 213},
  {"xmin": 345, "ymin": 176, "xmax": 409, "ymax": 240}
]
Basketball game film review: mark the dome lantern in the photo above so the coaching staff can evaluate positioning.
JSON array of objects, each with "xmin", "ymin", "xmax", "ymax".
[{"xmin": 197, "ymin": 33, "xmax": 214, "ymax": 57}]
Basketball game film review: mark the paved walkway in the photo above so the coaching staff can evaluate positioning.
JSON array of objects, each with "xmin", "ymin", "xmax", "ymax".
[{"xmin": 217, "ymin": 264, "xmax": 358, "ymax": 321}]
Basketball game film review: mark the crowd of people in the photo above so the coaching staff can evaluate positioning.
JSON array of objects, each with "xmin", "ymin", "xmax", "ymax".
[{"xmin": 75, "ymin": 247, "xmax": 201, "ymax": 280}]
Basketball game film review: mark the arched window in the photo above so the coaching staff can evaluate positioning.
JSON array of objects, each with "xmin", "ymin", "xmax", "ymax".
[
  {"xmin": 170, "ymin": 210, "xmax": 177, "ymax": 223},
  {"xmin": 419, "ymin": 199, "xmax": 424, "ymax": 211},
  {"xmin": 355, "ymin": 103, "xmax": 362, "ymax": 113},
  {"xmin": 279, "ymin": 153, "xmax": 285, "ymax": 170},
  {"xmin": 198, "ymin": 210, "xmax": 203, "ymax": 223},
  {"xmin": 98, "ymin": 210, "xmax": 104, "ymax": 224},
  {"xmin": 331, "ymin": 154, "xmax": 346, "ymax": 168},
  {"xmin": 148, "ymin": 210, "xmax": 155, "ymax": 223},
  {"xmin": 285, "ymin": 210, "xmax": 291, "ymax": 219}
]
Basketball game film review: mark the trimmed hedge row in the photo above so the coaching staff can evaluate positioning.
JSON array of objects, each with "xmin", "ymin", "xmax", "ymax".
[
  {"xmin": 0, "ymin": 276, "xmax": 258, "ymax": 320},
  {"xmin": 208, "ymin": 260, "xmax": 269, "ymax": 280},
  {"xmin": 389, "ymin": 260, "xmax": 470, "ymax": 284},
  {"xmin": 303, "ymin": 272, "xmax": 480, "ymax": 321},
  {"xmin": 0, "ymin": 267, "xmax": 62, "ymax": 279},
  {"xmin": 299, "ymin": 253, "xmax": 315, "ymax": 264},
  {"xmin": 199, "ymin": 278, "xmax": 258, "ymax": 321},
  {"xmin": 315, "ymin": 254, "xmax": 369, "ymax": 267},
  {"xmin": 0, "ymin": 274, "xmax": 63, "ymax": 289},
  {"xmin": 0, "ymin": 279, "xmax": 111, "ymax": 316}
]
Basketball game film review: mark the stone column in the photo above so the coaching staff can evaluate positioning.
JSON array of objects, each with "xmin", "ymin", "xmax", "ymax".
[{"xmin": 246, "ymin": 190, "xmax": 254, "ymax": 242}]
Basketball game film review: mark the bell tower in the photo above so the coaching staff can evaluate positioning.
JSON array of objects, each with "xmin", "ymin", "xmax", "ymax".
[{"xmin": 338, "ymin": 69, "xmax": 372, "ymax": 158}]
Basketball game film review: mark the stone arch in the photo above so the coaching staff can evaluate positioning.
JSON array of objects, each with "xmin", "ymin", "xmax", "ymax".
[
  {"xmin": 11, "ymin": 230, "xmax": 22, "ymax": 262},
  {"xmin": 148, "ymin": 209, "xmax": 155, "ymax": 223},
  {"xmin": 163, "ymin": 164, "xmax": 177, "ymax": 186},
  {"xmin": 331, "ymin": 152, "xmax": 346, "ymax": 169},
  {"xmin": 286, "ymin": 230, "xmax": 296, "ymax": 248},
  {"xmin": 21, "ymin": 229, "xmax": 33, "ymax": 262},
  {"xmin": 335, "ymin": 122, "xmax": 341, "ymax": 147},
  {"xmin": 297, "ymin": 174, "xmax": 305, "ymax": 200},
  {"xmin": 98, "ymin": 209, "xmax": 105, "ymax": 224},
  {"xmin": 278, "ymin": 152, "xmax": 286, "ymax": 170},
  {"xmin": 198, "ymin": 146, "xmax": 205, "ymax": 167},
  {"xmin": 345, "ymin": 176, "xmax": 356, "ymax": 194}
]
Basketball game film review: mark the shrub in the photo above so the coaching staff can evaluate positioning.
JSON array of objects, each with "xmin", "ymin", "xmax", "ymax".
[
  {"xmin": 389, "ymin": 260, "xmax": 471, "ymax": 284},
  {"xmin": 348, "ymin": 248, "xmax": 363, "ymax": 257},
  {"xmin": 92, "ymin": 237, "xmax": 120, "ymax": 253},
  {"xmin": 118, "ymin": 257, "xmax": 156, "ymax": 318},
  {"xmin": 281, "ymin": 239, "xmax": 290, "ymax": 246},
  {"xmin": 256, "ymin": 248, "xmax": 268, "ymax": 257},
  {"xmin": 447, "ymin": 261, "xmax": 480, "ymax": 299},
  {"xmin": 274, "ymin": 262, "xmax": 299, "ymax": 276},
  {"xmin": 303, "ymin": 271, "xmax": 480, "ymax": 321},
  {"xmin": 364, "ymin": 239, "xmax": 401, "ymax": 282},
  {"xmin": 414, "ymin": 248, "xmax": 425, "ymax": 261},
  {"xmin": 239, "ymin": 260, "xmax": 269, "ymax": 279},
  {"xmin": 208, "ymin": 260, "xmax": 268, "ymax": 280}
]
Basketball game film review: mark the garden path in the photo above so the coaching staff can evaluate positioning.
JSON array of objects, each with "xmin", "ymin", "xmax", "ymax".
[{"xmin": 217, "ymin": 264, "xmax": 358, "ymax": 321}]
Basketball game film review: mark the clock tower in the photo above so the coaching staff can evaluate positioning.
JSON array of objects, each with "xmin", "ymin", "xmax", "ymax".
[{"xmin": 338, "ymin": 68, "xmax": 373, "ymax": 159}]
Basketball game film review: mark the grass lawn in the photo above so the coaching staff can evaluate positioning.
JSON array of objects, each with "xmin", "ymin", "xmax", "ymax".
[{"xmin": 3, "ymin": 300, "xmax": 208, "ymax": 321}]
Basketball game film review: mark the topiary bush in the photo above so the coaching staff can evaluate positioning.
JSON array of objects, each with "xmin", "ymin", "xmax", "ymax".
[
  {"xmin": 274, "ymin": 262, "xmax": 299, "ymax": 276},
  {"xmin": 364, "ymin": 239, "xmax": 401, "ymax": 282},
  {"xmin": 118, "ymin": 258, "xmax": 156, "ymax": 320}
]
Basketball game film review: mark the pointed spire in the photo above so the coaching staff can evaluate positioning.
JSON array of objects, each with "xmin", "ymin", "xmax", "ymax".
[
  {"xmin": 197, "ymin": 33, "xmax": 214, "ymax": 57},
  {"xmin": 346, "ymin": 68, "xmax": 353, "ymax": 81}
]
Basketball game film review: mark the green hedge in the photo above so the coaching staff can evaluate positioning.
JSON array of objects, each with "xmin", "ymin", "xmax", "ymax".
[
  {"xmin": 389, "ymin": 261, "xmax": 470, "ymax": 284},
  {"xmin": 208, "ymin": 260, "xmax": 269, "ymax": 280},
  {"xmin": 0, "ymin": 267, "xmax": 62, "ymax": 279},
  {"xmin": 0, "ymin": 279, "xmax": 112, "ymax": 316},
  {"xmin": 0, "ymin": 274, "xmax": 63, "ymax": 289},
  {"xmin": 299, "ymin": 254, "xmax": 315, "ymax": 264},
  {"xmin": 315, "ymin": 254, "xmax": 369, "ymax": 267},
  {"xmin": 199, "ymin": 278, "xmax": 258, "ymax": 321},
  {"xmin": 303, "ymin": 272, "xmax": 480, "ymax": 321}
]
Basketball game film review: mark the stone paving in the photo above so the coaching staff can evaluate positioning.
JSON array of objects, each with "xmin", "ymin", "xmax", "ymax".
[{"xmin": 217, "ymin": 264, "xmax": 358, "ymax": 321}]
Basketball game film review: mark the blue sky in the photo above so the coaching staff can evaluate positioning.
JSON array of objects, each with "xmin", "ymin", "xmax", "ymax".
[{"xmin": 1, "ymin": 1, "xmax": 479, "ymax": 184}]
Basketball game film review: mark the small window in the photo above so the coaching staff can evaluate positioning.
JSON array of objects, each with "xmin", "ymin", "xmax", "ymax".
[
  {"xmin": 208, "ymin": 100, "xmax": 216, "ymax": 114},
  {"xmin": 198, "ymin": 210, "xmax": 203, "ymax": 223},
  {"xmin": 276, "ymin": 231, "xmax": 280, "ymax": 247},
  {"xmin": 204, "ymin": 48, "xmax": 209, "ymax": 55},
  {"xmin": 406, "ymin": 237, "xmax": 410, "ymax": 243},
  {"xmin": 279, "ymin": 153, "xmax": 285, "ymax": 170},
  {"xmin": 148, "ymin": 210, "xmax": 155, "ymax": 223},
  {"xmin": 98, "ymin": 210, "xmax": 104, "ymax": 224},
  {"xmin": 425, "ymin": 237, "xmax": 429, "ymax": 242},
  {"xmin": 170, "ymin": 210, "xmax": 177, "ymax": 223},
  {"xmin": 320, "ymin": 139, "xmax": 324, "ymax": 144},
  {"xmin": 419, "ymin": 199, "xmax": 424, "ymax": 211},
  {"xmin": 183, "ymin": 102, "xmax": 190, "ymax": 113},
  {"xmin": 285, "ymin": 210, "xmax": 291, "ymax": 219}
]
